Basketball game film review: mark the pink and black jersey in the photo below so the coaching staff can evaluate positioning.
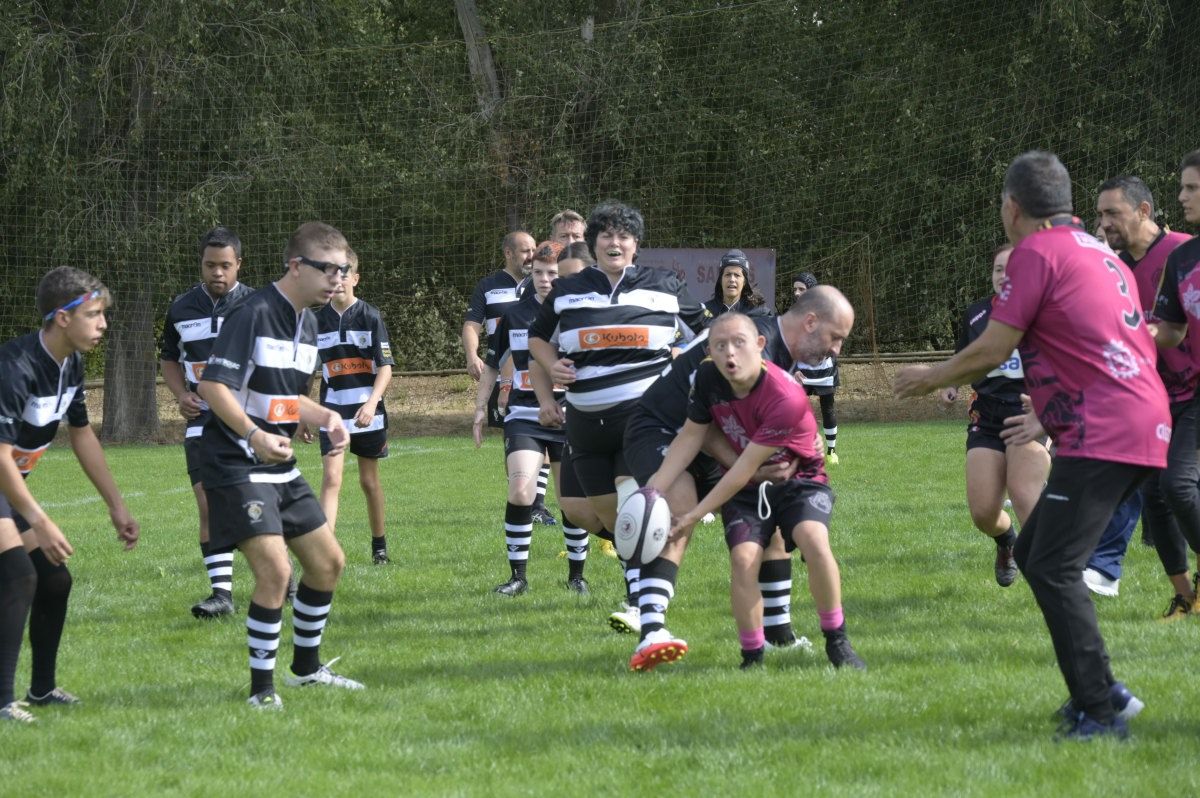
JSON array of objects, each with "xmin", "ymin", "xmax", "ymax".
[
  {"xmin": 1123, "ymin": 230, "xmax": 1194, "ymax": 402},
  {"xmin": 687, "ymin": 359, "xmax": 827, "ymax": 485},
  {"xmin": 990, "ymin": 221, "xmax": 1169, "ymax": 467},
  {"xmin": 0, "ymin": 331, "xmax": 89, "ymax": 477}
]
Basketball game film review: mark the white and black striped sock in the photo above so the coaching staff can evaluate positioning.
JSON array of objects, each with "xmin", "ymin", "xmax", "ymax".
[
  {"xmin": 638, "ymin": 558, "xmax": 678, "ymax": 642},
  {"xmin": 504, "ymin": 502, "xmax": 532, "ymax": 580},
  {"xmin": 247, "ymin": 602, "xmax": 282, "ymax": 694},
  {"xmin": 291, "ymin": 583, "xmax": 332, "ymax": 676},
  {"xmin": 562, "ymin": 514, "xmax": 588, "ymax": 579},
  {"xmin": 202, "ymin": 542, "xmax": 234, "ymax": 598},
  {"xmin": 759, "ymin": 558, "xmax": 795, "ymax": 644}
]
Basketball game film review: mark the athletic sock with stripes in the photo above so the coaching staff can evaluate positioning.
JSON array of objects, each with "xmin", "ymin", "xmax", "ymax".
[
  {"xmin": 291, "ymin": 583, "xmax": 333, "ymax": 676},
  {"xmin": 637, "ymin": 558, "xmax": 679, "ymax": 642},
  {"xmin": 201, "ymin": 541, "xmax": 234, "ymax": 598},
  {"xmin": 504, "ymin": 502, "xmax": 532, "ymax": 580},
  {"xmin": 562, "ymin": 514, "xmax": 588, "ymax": 580},
  {"xmin": 247, "ymin": 602, "xmax": 282, "ymax": 695},
  {"xmin": 758, "ymin": 557, "xmax": 796, "ymax": 645}
]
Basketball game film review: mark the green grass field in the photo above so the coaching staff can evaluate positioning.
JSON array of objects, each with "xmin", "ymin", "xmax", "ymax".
[{"xmin": 1, "ymin": 421, "xmax": 1197, "ymax": 796}]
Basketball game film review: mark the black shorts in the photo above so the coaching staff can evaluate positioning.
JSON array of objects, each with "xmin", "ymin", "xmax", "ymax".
[
  {"xmin": 487, "ymin": 382, "xmax": 505, "ymax": 429},
  {"xmin": 722, "ymin": 479, "xmax": 835, "ymax": 552},
  {"xmin": 504, "ymin": 418, "xmax": 565, "ymax": 461},
  {"xmin": 184, "ymin": 435, "xmax": 205, "ymax": 485},
  {"xmin": 0, "ymin": 491, "xmax": 30, "ymax": 532},
  {"xmin": 320, "ymin": 427, "xmax": 389, "ymax": 459},
  {"xmin": 564, "ymin": 400, "xmax": 637, "ymax": 497},
  {"xmin": 966, "ymin": 393, "xmax": 1023, "ymax": 453},
  {"xmin": 205, "ymin": 477, "xmax": 327, "ymax": 550},
  {"xmin": 558, "ymin": 443, "xmax": 585, "ymax": 499},
  {"xmin": 624, "ymin": 411, "xmax": 722, "ymax": 497},
  {"xmin": 803, "ymin": 382, "xmax": 837, "ymax": 397}
]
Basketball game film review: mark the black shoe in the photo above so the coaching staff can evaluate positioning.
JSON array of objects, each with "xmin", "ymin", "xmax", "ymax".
[
  {"xmin": 494, "ymin": 576, "xmax": 528, "ymax": 596},
  {"xmin": 740, "ymin": 648, "xmax": 765, "ymax": 670},
  {"xmin": 566, "ymin": 576, "xmax": 590, "ymax": 595},
  {"xmin": 995, "ymin": 543, "xmax": 1017, "ymax": 587},
  {"xmin": 824, "ymin": 631, "xmax": 867, "ymax": 670},
  {"xmin": 1056, "ymin": 711, "xmax": 1129, "ymax": 741},
  {"xmin": 372, "ymin": 549, "xmax": 390, "ymax": 565},
  {"xmin": 191, "ymin": 593, "xmax": 235, "ymax": 619},
  {"xmin": 531, "ymin": 507, "xmax": 558, "ymax": 526}
]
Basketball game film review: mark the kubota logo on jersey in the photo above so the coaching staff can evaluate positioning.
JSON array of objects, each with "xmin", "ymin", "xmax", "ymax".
[
  {"xmin": 267, "ymin": 398, "xmax": 300, "ymax": 422},
  {"xmin": 578, "ymin": 327, "xmax": 650, "ymax": 349},
  {"xmin": 327, "ymin": 357, "xmax": 372, "ymax": 376}
]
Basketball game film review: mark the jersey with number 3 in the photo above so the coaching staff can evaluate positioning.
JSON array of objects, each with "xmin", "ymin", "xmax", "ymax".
[{"xmin": 990, "ymin": 223, "xmax": 1169, "ymax": 467}]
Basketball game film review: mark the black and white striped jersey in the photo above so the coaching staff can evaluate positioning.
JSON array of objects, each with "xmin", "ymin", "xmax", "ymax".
[
  {"xmin": 159, "ymin": 282, "xmax": 255, "ymax": 438},
  {"xmin": 198, "ymin": 284, "xmax": 320, "ymax": 487},
  {"xmin": 0, "ymin": 332, "xmax": 89, "ymax": 476},
  {"xmin": 465, "ymin": 269, "xmax": 523, "ymax": 340},
  {"xmin": 315, "ymin": 299, "xmax": 394, "ymax": 436},
  {"xmin": 527, "ymin": 265, "xmax": 710, "ymax": 409},
  {"xmin": 487, "ymin": 292, "xmax": 564, "ymax": 425},
  {"xmin": 638, "ymin": 313, "xmax": 794, "ymax": 430},
  {"xmin": 795, "ymin": 355, "xmax": 839, "ymax": 389}
]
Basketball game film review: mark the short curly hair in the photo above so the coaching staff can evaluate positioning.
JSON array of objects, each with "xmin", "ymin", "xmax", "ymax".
[{"xmin": 584, "ymin": 201, "xmax": 645, "ymax": 258}]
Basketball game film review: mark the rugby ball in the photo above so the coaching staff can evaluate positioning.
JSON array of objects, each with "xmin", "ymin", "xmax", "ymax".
[{"xmin": 614, "ymin": 487, "xmax": 671, "ymax": 565}]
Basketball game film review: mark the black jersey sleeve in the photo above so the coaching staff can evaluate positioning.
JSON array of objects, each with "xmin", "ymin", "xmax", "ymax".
[
  {"xmin": 486, "ymin": 310, "xmax": 511, "ymax": 370},
  {"xmin": 371, "ymin": 307, "xmax": 395, "ymax": 368},
  {"xmin": 200, "ymin": 302, "xmax": 258, "ymax": 390},
  {"xmin": 465, "ymin": 280, "xmax": 488, "ymax": 325},
  {"xmin": 0, "ymin": 359, "xmax": 30, "ymax": 445},
  {"xmin": 1156, "ymin": 249, "xmax": 1188, "ymax": 324},
  {"xmin": 686, "ymin": 361, "xmax": 718, "ymax": 425},
  {"xmin": 159, "ymin": 301, "xmax": 183, "ymax": 362},
  {"xmin": 66, "ymin": 381, "xmax": 89, "ymax": 428},
  {"xmin": 954, "ymin": 306, "xmax": 971, "ymax": 354}
]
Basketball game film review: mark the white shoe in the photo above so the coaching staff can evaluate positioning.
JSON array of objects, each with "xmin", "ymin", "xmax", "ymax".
[
  {"xmin": 283, "ymin": 657, "xmax": 365, "ymax": 690},
  {"xmin": 1082, "ymin": 568, "xmax": 1119, "ymax": 597},
  {"xmin": 701, "ymin": 512, "xmax": 717, "ymax": 524},
  {"xmin": 247, "ymin": 689, "xmax": 284, "ymax": 710},
  {"xmin": 0, "ymin": 700, "xmax": 35, "ymax": 723},
  {"xmin": 608, "ymin": 604, "xmax": 641, "ymax": 634},
  {"xmin": 764, "ymin": 635, "xmax": 813, "ymax": 653}
]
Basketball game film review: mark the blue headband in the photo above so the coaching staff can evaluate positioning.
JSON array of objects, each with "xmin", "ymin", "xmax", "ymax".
[{"xmin": 43, "ymin": 290, "xmax": 102, "ymax": 322}]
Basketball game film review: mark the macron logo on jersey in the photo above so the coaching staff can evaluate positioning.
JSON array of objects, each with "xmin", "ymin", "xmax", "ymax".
[{"xmin": 208, "ymin": 356, "xmax": 241, "ymax": 370}]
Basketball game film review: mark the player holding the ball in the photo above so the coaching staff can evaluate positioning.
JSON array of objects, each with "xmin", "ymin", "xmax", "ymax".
[{"xmin": 645, "ymin": 309, "xmax": 866, "ymax": 671}]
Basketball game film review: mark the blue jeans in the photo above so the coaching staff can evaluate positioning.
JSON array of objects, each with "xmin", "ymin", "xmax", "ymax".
[{"xmin": 1085, "ymin": 491, "xmax": 1142, "ymax": 581}]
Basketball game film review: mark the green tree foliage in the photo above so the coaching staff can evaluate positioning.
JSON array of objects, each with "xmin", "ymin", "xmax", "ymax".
[{"xmin": 1, "ymin": 0, "xmax": 1196, "ymax": 438}]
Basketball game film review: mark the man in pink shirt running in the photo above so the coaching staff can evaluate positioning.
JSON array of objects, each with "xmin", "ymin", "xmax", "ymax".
[{"xmin": 895, "ymin": 150, "xmax": 1170, "ymax": 741}]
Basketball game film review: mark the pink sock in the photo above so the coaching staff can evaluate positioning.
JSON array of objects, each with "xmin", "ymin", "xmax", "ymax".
[
  {"xmin": 738, "ymin": 627, "xmax": 765, "ymax": 651},
  {"xmin": 818, "ymin": 608, "xmax": 844, "ymax": 631}
]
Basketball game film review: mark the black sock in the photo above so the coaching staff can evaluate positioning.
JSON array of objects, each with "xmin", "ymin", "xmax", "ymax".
[
  {"xmin": 996, "ymin": 528, "xmax": 1017, "ymax": 548},
  {"xmin": 0, "ymin": 548, "xmax": 36, "ymax": 706},
  {"xmin": 504, "ymin": 502, "xmax": 531, "ymax": 580},
  {"xmin": 28, "ymin": 549, "xmax": 71, "ymax": 697},
  {"xmin": 291, "ymin": 582, "xmax": 334, "ymax": 677},
  {"xmin": 371, "ymin": 535, "xmax": 387, "ymax": 555},
  {"xmin": 247, "ymin": 602, "xmax": 282, "ymax": 695}
]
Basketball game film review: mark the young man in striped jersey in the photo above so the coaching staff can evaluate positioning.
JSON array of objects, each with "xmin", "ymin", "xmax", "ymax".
[
  {"xmin": 0, "ymin": 267, "xmax": 140, "ymax": 723},
  {"xmin": 160, "ymin": 226, "xmax": 255, "ymax": 618},
  {"xmin": 308, "ymin": 249, "xmax": 395, "ymax": 564},
  {"xmin": 792, "ymin": 272, "xmax": 842, "ymax": 465},
  {"xmin": 473, "ymin": 241, "xmax": 590, "ymax": 595},
  {"xmin": 198, "ymin": 221, "xmax": 364, "ymax": 709}
]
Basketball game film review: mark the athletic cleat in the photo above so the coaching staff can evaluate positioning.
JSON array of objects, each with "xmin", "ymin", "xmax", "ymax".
[
  {"xmin": 765, "ymin": 635, "xmax": 814, "ymax": 653},
  {"xmin": 493, "ymin": 576, "xmax": 528, "ymax": 597},
  {"xmin": 284, "ymin": 657, "xmax": 365, "ymax": 690},
  {"xmin": 372, "ymin": 549, "xmax": 390, "ymax": 565},
  {"xmin": 566, "ymin": 576, "xmax": 590, "ymax": 595},
  {"xmin": 531, "ymin": 507, "xmax": 558, "ymax": 526},
  {"xmin": 1055, "ymin": 681, "xmax": 1144, "ymax": 725},
  {"xmin": 994, "ymin": 543, "xmax": 1017, "ymax": 587},
  {"xmin": 1082, "ymin": 567, "xmax": 1119, "ymax": 597},
  {"xmin": 824, "ymin": 632, "xmax": 867, "ymax": 670},
  {"xmin": 247, "ymin": 689, "xmax": 284, "ymax": 710},
  {"xmin": 1159, "ymin": 593, "xmax": 1192, "ymax": 623},
  {"xmin": 630, "ymin": 629, "xmax": 688, "ymax": 672},
  {"xmin": 608, "ymin": 604, "xmax": 641, "ymax": 634},
  {"xmin": 701, "ymin": 512, "xmax": 717, "ymax": 524},
  {"xmin": 598, "ymin": 538, "xmax": 619, "ymax": 559},
  {"xmin": 191, "ymin": 593, "xmax": 235, "ymax": 619},
  {"xmin": 0, "ymin": 701, "xmax": 35, "ymax": 723},
  {"xmin": 740, "ymin": 648, "xmax": 765, "ymax": 670},
  {"xmin": 825, "ymin": 451, "xmax": 839, "ymax": 466},
  {"xmin": 26, "ymin": 687, "xmax": 80, "ymax": 706},
  {"xmin": 1056, "ymin": 712, "xmax": 1129, "ymax": 741}
]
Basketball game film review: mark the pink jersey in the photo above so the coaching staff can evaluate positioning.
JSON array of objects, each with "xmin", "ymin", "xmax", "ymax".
[
  {"xmin": 1126, "ymin": 230, "xmax": 1195, "ymax": 402},
  {"xmin": 990, "ymin": 222, "xmax": 1169, "ymax": 467},
  {"xmin": 687, "ymin": 359, "xmax": 827, "ymax": 484}
]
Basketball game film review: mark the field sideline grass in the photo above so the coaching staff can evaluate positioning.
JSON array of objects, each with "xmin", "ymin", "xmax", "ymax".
[{"xmin": 1, "ymin": 421, "xmax": 1197, "ymax": 796}]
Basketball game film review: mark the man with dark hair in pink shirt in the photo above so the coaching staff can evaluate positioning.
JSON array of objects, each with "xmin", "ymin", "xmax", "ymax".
[{"xmin": 895, "ymin": 150, "xmax": 1170, "ymax": 741}]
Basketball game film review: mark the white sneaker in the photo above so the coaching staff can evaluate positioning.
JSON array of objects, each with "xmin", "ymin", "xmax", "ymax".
[
  {"xmin": 701, "ymin": 512, "xmax": 717, "ymax": 524},
  {"xmin": 247, "ymin": 689, "xmax": 284, "ymax": 710},
  {"xmin": 764, "ymin": 635, "xmax": 814, "ymax": 653},
  {"xmin": 283, "ymin": 657, "xmax": 365, "ymax": 690},
  {"xmin": 608, "ymin": 604, "xmax": 641, "ymax": 634},
  {"xmin": 1082, "ymin": 568, "xmax": 1119, "ymax": 597},
  {"xmin": 0, "ymin": 700, "xmax": 35, "ymax": 723}
]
